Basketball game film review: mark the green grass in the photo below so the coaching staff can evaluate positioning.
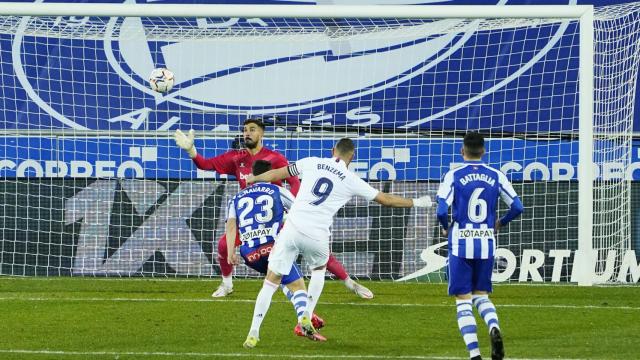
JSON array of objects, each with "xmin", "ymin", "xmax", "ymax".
[{"xmin": 0, "ymin": 277, "xmax": 638, "ymax": 359}]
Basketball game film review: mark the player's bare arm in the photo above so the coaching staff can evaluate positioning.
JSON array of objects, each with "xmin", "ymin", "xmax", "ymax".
[
  {"xmin": 273, "ymin": 155, "xmax": 301, "ymax": 195},
  {"xmin": 246, "ymin": 166, "xmax": 290, "ymax": 185},
  {"xmin": 225, "ymin": 216, "xmax": 242, "ymax": 266},
  {"xmin": 494, "ymin": 220, "xmax": 502, "ymax": 234}
]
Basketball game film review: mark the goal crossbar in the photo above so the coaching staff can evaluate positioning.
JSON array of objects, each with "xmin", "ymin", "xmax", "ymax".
[
  {"xmin": 0, "ymin": 3, "xmax": 593, "ymax": 19},
  {"xmin": 0, "ymin": 2, "xmax": 609, "ymax": 285}
]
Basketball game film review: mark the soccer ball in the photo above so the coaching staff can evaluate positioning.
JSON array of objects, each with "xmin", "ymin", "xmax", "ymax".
[{"xmin": 149, "ymin": 68, "xmax": 175, "ymax": 93}]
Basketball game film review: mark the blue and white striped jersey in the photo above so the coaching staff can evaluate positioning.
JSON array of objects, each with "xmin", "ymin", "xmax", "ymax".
[
  {"xmin": 436, "ymin": 161, "xmax": 523, "ymax": 259},
  {"xmin": 227, "ymin": 182, "xmax": 295, "ymax": 249}
]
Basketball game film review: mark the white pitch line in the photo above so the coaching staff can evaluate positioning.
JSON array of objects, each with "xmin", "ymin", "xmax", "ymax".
[
  {"xmin": 1, "ymin": 276, "xmax": 637, "ymax": 288},
  {"xmin": 0, "ymin": 349, "xmax": 590, "ymax": 360},
  {"xmin": 0, "ymin": 296, "xmax": 637, "ymax": 311}
]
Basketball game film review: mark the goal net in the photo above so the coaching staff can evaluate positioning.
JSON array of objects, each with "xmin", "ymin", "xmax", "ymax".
[{"xmin": 0, "ymin": 3, "xmax": 639, "ymax": 284}]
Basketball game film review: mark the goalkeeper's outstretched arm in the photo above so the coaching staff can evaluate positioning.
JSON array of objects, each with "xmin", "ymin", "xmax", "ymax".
[
  {"xmin": 175, "ymin": 129, "xmax": 197, "ymax": 158},
  {"xmin": 174, "ymin": 129, "xmax": 235, "ymax": 174}
]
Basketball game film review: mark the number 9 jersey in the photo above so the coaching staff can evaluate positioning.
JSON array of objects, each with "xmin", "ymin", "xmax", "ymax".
[{"xmin": 285, "ymin": 156, "xmax": 380, "ymax": 241}]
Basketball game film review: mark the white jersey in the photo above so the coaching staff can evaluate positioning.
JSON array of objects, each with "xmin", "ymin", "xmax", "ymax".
[{"xmin": 285, "ymin": 156, "xmax": 380, "ymax": 239}]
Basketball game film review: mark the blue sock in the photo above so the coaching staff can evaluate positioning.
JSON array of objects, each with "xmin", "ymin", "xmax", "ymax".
[
  {"xmin": 456, "ymin": 299, "xmax": 481, "ymax": 358},
  {"xmin": 473, "ymin": 295, "xmax": 500, "ymax": 331},
  {"xmin": 281, "ymin": 285, "xmax": 294, "ymax": 301}
]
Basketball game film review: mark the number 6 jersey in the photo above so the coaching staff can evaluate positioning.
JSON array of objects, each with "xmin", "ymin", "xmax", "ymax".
[
  {"xmin": 436, "ymin": 160, "xmax": 523, "ymax": 259},
  {"xmin": 285, "ymin": 156, "xmax": 380, "ymax": 240}
]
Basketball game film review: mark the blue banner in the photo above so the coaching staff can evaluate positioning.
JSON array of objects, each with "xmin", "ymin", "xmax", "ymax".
[
  {"xmin": 2, "ymin": 136, "xmax": 639, "ymax": 180},
  {"xmin": 0, "ymin": 0, "xmax": 607, "ymax": 133},
  {"xmin": 0, "ymin": 0, "xmax": 638, "ymax": 177}
]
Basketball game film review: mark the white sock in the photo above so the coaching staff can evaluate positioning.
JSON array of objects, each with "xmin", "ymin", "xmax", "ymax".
[
  {"xmin": 307, "ymin": 270, "xmax": 326, "ymax": 315},
  {"xmin": 222, "ymin": 275, "xmax": 233, "ymax": 288},
  {"xmin": 249, "ymin": 280, "xmax": 278, "ymax": 338},
  {"xmin": 343, "ymin": 277, "xmax": 355, "ymax": 291}
]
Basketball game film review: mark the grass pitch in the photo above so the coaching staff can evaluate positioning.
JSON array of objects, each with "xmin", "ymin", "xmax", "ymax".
[{"xmin": 0, "ymin": 277, "xmax": 637, "ymax": 359}]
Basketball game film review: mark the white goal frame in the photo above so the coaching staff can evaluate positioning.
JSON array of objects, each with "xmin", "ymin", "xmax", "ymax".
[{"xmin": 0, "ymin": 3, "xmax": 597, "ymax": 285}]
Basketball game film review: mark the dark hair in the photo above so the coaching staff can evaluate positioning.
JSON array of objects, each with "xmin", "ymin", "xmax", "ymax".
[
  {"xmin": 231, "ymin": 134, "xmax": 244, "ymax": 150},
  {"xmin": 463, "ymin": 132, "xmax": 485, "ymax": 158},
  {"xmin": 252, "ymin": 160, "xmax": 272, "ymax": 176},
  {"xmin": 335, "ymin": 138, "xmax": 355, "ymax": 155},
  {"xmin": 244, "ymin": 118, "xmax": 266, "ymax": 130}
]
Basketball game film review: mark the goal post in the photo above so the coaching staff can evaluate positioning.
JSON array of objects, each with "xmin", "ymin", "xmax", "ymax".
[
  {"xmin": 0, "ymin": 2, "xmax": 638, "ymax": 285},
  {"xmin": 577, "ymin": 6, "xmax": 594, "ymax": 286}
]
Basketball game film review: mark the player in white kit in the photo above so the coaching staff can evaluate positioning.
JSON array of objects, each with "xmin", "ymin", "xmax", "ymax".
[{"xmin": 242, "ymin": 138, "xmax": 432, "ymax": 347}]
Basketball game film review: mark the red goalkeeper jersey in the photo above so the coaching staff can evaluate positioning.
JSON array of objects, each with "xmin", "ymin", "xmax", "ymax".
[{"xmin": 192, "ymin": 147, "xmax": 301, "ymax": 195}]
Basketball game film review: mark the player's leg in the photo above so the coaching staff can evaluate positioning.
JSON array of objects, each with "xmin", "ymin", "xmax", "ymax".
[
  {"xmin": 239, "ymin": 245, "xmax": 276, "ymax": 348},
  {"xmin": 239, "ymin": 243, "xmax": 313, "ymax": 319},
  {"xmin": 282, "ymin": 266, "xmax": 309, "ymax": 324},
  {"xmin": 284, "ymin": 263, "xmax": 325, "ymax": 338},
  {"xmin": 299, "ymin": 233, "xmax": 330, "ymax": 317},
  {"xmin": 244, "ymin": 225, "xmax": 302, "ymax": 348},
  {"xmin": 307, "ymin": 264, "xmax": 327, "ymax": 316},
  {"xmin": 212, "ymin": 233, "xmax": 234, "ymax": 297},
  {"xmin": 327, "ymin": 254, "xmax": 374, "ymax": 299},
  {"xmin": 281, "ymin": 279, "xmax": 320, "ymax": 324},
  {"xmin": 472, "ymin": 258, "xmax": 503, "ymax": 360},
  {"xmin": 282, "ymin": 269, "xmax": 326, "ymax": 342},
  {"xmin": 281, "ymin": 284, "xmax": 294, "ymax": 302},
  {"xmin": 242, "ymin": 243, "xmax": 326, "ymax": 334},
  {"xmin": 244, "ymin": 269, "xmax": 283, "ymax": 349},
  {"xmin": 449, "ymin": 256, "xmax": 482, "ymax": 360}
]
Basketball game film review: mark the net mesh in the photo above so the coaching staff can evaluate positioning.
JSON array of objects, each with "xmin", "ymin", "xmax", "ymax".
[{"xmin": 0, "ymin": 4, "xmax": 638, "ymax": 283}]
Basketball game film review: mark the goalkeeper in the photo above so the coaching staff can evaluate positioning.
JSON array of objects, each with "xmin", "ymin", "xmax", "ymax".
[{"xmin": 175, "ymin": 118, "xmax": 375, "ymax": 300}]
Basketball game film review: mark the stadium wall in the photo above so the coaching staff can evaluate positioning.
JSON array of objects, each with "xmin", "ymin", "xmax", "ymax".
[
  {"xmin": 1, "ymin": 136, "xmax": 639, "ymax": 282},
  {"xmin": 2, "ymin": 178, "xmax": 639, "ymax": 282}
]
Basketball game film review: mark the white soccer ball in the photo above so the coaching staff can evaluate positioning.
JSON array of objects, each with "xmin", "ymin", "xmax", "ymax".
[{"xmin": 149, "ymin": 68, "xmax": 175, "ymax": 93}]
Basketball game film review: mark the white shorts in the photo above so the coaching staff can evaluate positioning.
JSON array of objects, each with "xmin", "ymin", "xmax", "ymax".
[{"xmin": 268, "ymin": 223, "xmax": 329, "ymax": 276}]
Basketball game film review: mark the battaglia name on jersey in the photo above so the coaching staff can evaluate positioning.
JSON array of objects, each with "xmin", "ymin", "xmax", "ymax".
[{"xmin": 459, "ymin": 173, "xmax": 496, "ymax": 187}]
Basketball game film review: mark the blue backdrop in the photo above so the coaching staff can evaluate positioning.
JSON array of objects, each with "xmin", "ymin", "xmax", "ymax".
[
  {"xmin": 3, "ymin": 136, "xmax": 640, "ymax": 181},
  {"xmin": 0, "ymin": 0, "xmax": 639, "ymax": 180}
]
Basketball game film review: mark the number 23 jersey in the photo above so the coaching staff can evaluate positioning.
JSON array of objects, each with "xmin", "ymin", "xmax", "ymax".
[
  {"xmin": 286, "ymin": 156, "xmax": 379, "ymax": 240},
  {"xmin": 227, "ymin": 183, "xmax": 295, "ymax": 249}
]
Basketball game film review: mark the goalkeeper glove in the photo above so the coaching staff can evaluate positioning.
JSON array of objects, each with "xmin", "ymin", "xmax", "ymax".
[
  {"xmin": 412, "ymin": 195, "xmax": 433, "ymax": 208},
  {"xmin": 174, "ymin": 129, "xmax": 197, "ymax": 158}
]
